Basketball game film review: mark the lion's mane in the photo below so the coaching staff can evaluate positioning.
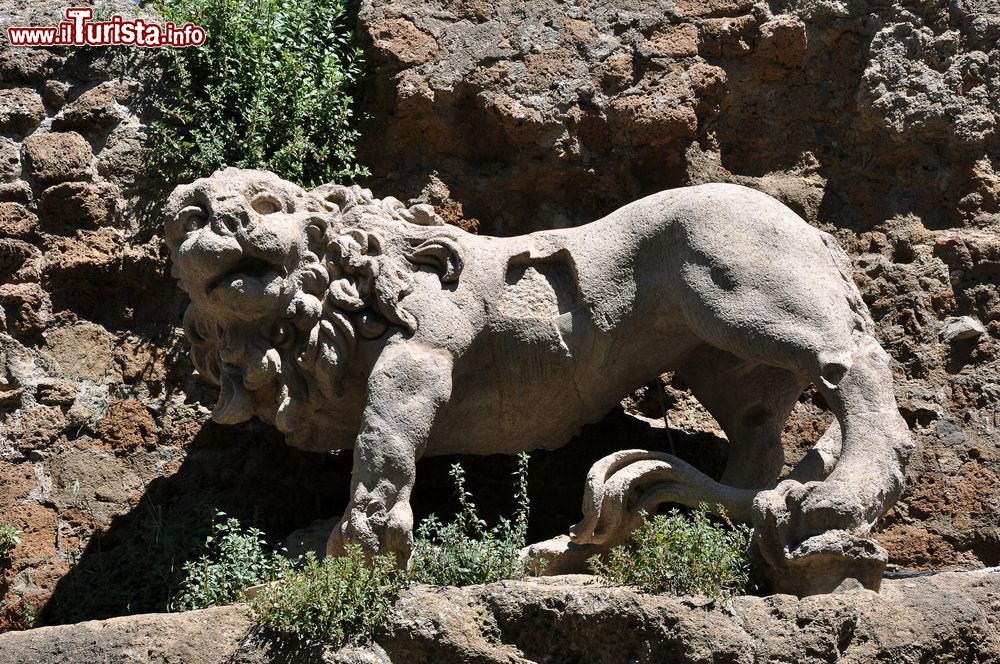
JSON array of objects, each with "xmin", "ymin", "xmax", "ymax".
[{"xmin": 181, "ymin": 182, "xmax": 464, "ymax": 441}]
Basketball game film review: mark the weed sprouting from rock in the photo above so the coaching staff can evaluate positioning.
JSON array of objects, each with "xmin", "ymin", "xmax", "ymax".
[
  {"xmin": 408, "ymin": 452, "xmax": 536, "ymax": 587},
  {"xmin": 589, "ymin": 505, "xmax": 752, "ymax": 598}
]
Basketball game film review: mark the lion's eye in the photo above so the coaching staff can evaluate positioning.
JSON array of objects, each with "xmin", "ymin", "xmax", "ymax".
[
  {"xmin": 270, "ymin": 322, "xmax": 292, "ymax": 346},
  {"xmin": 178, "ymin": 205, "xmax": 207, "ymax": 232},
  {"xmin": 251, "ymin": 195, "xmax": 283, "ymax": 216}
]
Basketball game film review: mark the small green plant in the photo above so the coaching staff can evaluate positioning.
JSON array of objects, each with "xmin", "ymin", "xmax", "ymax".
[
  {"xmin": 151, "ymin": 0, "xmax": 367, "ymax": 186},
  {"xmin": 409, "ymin": 453, "xmax": 535, "ymax": 586},
  {"xmin": 589, "ymin": 505, "xmax": 752, "ymax": 598},
  {"xmin": 0, "ymin": 524, "xmax": 21, "ymax": 559},
  {"xmin": 250, "ymin": 545, "xmax": 403, "ymax": 646},
  {"xmin": 21, "ymin": 600, "xmax": 37, "ymax": 630},
  {"xmin": 171, "ymin": 512, "xmax": 289, "ymax": 611}
]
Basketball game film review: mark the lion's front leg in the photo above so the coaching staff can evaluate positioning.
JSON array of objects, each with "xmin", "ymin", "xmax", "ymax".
[{"xmin": 327, "ymin": 343, "xmax": 453, "ymax": 566}]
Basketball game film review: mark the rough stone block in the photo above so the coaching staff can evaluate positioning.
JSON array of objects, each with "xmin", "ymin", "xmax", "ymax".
[
  {"xmin": 0, "ymin": 89, "xmax": 46, "ymax": 137},
  {"xmin": 0, "ymin": 137, "xmax": 21, "ymax": 182},
  {"xmin": 39, "ymin": 181, "xmax": 121, "ymax": 231},
  {"xmin": 53, "ymin": 82, "xmax": 130, "ymax": 132},
  {"xmin": 0, "ymin": 203, "xmax": 37, "ymax": 240},
  {"xmin": 23, "ymin": 131, "xmax": 94, "ymax": 185}
]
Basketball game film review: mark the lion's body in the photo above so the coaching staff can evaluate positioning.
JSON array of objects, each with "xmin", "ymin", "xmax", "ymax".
[
  {"xmin": 166, "ymin": 169, "xmax": 912, "ymax": 595},
  {"xmin": 397, "ymin": 184, "xmax": 861, "ymax": 458}
]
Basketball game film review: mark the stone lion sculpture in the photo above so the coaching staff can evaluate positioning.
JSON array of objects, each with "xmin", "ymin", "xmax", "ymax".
[{"xmin": 164, "ymin": 168, "xmax": 913, "ymax": 596}]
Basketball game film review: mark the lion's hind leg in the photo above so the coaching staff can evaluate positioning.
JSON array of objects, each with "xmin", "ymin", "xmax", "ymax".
[
  {"xmin": 671, "ymin": 239, "xmax": 913, "ymax": 594},
  {"xmin": 675, "ymin": 347, "xmax": 808, "ymax": 491}
]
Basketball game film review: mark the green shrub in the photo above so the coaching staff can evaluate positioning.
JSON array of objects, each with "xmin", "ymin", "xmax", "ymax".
[
  {"xmin": 171, "ymin": 512, "xmax": 289, "ymax": 611},
  {"xmin": 152, "ymin": 0, "xmax": 366, "ymax": 186},
  {"xmin": 0, "ymin": 523, "xmax": 21, "ymax": 559},
  {"xmin": 589, "ymin": 505, "xmax": 751, "ymax": 598},
  {"xmin": 408, "ymin": 453, "xmax": 535, "ymax": 586},
  {"xmin": 250, "ymin": 546, "xmax": 403, "ymax": 646}
]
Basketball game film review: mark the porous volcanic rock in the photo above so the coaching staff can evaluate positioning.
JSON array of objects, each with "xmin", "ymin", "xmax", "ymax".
[
  {"xmin": 0, "ymin": 0, "xmax": 998, "ymax": 634},
  {"xmin": 1, "ymin": 571, "xmax": 998, "ymax": 663}
]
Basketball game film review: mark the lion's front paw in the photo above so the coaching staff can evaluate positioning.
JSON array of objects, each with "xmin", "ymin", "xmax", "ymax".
[
  {"xmin": 326, "ymin": 503, "xmax": 412, "ymax": 567},
  {"xmin": 326, "ymin": 511, "xmax": 378, "ymax": 558}
]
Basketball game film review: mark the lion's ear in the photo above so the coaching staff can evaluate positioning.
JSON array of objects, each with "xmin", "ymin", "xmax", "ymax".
[{"xmin": 406, "ymin": 236, "xmax": 463, "ymax": 284}]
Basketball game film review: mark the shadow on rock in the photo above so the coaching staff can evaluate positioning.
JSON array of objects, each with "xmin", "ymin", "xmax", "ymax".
[{"xmin": 39, "ymin": 399, "xmax": 726, "ymax": 626}]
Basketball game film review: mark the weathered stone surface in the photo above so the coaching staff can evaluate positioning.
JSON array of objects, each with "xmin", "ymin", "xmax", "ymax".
[
  {"xmin": 0, "ymin": 606, "xmax": 252, "ymax": 664},
  {"xmin": 52, "ymin": 82, "xmax": 130, "ymax": 132},
  {"xmin": 0, "ymin": 89, "xmax": 45, "ymax": 138},
  {"xmin": 23, "ymin": 131, "xmax": 94, "ymax": 185},
  {"xmin": 0, "ymin": 48, "xmax": 63, "ymax": 84},
  {"xmin": 940, "ymin": 315, "xmax": 986, "ymax": 343},
  {"xmin": 95, "ymin": 123, "xmax": 150, "ymax": 195},
  {"xmin": 42, "ymin": 321, "xmax": 115, "ymax": 383},
  {"xmin": 0, "ymin": 282, "xmax": 50, "ymax": 337},
  {"xmin": 34, "ymin": 380, "xmax": 77, "ymax": 407},
  {"xmin": 1, "ymin": 572, "xmax": 999, "ymax": 663},
  {"xmin": 0, "ymin": 203, "xmax": 37, "ymax": 239},
  {"xmin": 166, "ymin": 168, "xmax": 913, "ymax": 595},
  {"xmin": 1, "ymin": 405, "xmax": 66, "ymax": 453},
  {"xmin": 0, "ymin": 137, "xmax": 20, "ymax": 182},
  {"xmin": 38, "ymin": 181, "xmax": 121, "ymax": 230},
  {"xmin": 95, "ymin": 399, "xmax": 159, "ymax": 452},
  {"xmin": 0, "ymin": 239, "xmax": 41, "ymax": 284}
]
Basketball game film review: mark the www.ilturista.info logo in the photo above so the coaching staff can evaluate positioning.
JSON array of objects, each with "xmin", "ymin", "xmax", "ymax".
[{"xmin": 7, "ymin": 7, "xmax": 206, "ymax": 48}]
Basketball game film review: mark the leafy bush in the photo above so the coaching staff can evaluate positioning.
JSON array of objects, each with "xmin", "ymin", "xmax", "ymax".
[
  {"xmin": 0, "ymin": 524, "xmax": 21, "ymax": 559},
  {"xmin": 250, "ymin": 546, "xmax": 403, "ymax": 646},
  {"xmin": 409, "ymin": 453, "xmax": 535, "ymax": 586},
  {"xmin": 589, "ymin": 505, "xmax": 752, "ymax": 598},
  {"xmin": 171, "ymin": 512, "xmax": 288, "ymax": 611},
  {"xmin": 152, "ymin": 0, "xmax": 367, "ymax": 186}
]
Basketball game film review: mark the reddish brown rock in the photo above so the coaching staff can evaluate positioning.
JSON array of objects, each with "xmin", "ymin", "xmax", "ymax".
[
  {"xmin": 0, "ymin": 203, "xmax": 38, "ymax": 240},
  {"xmin": 645, "ymin": 24, "xmax": 699, "ymax": 58},
  {"xmin": 0, "ymin": 283, "xmax": 50, "ymax": 337},
  {"xmin": 698, "ymin": 16, "xmax": 756, "ymax": 59},
  {"xmin": 368, "ymin": 18, "xmax": 439, "ymax": 67},
  {"xmin": 34, "ymin": 381, "xmax": 76, "ymax": 407},
  {"xmin": 42, "ymin": 228, "xmax": 122, "ymax": 274},
  {"xmin": 0, "ymin": 48, "xmax": 63, "ymax": 84},
  {"xmin": 0, "ymin": 89, "xmax": 45, "ymax": 137},
  {"xmin": 0, "ymin": 137, "xmax": 20, "ymax": 182},
  {"xmin": 675, "ymin": 0, "xmax": 755, "ymax": 17},
  {"xmin": 3, "ymin": 405, "xmax": 65, "ymax": 453},
  {"xmin": 757, "ymin": 15, "xmax": 808, "ymax": 68},
  {"xmin": 877, "ymin": 523, "xmax": 962, "ymax": 569},
  {"xmin": 608, "ymin": 71, "xmax": 698, "ymax": 146},
  {"xmin": 23, "ymin": 131, "xmax": 93, "ymax": 185},
  {"xmin": 52, "ymin": 82, "xmax": 130, "ymax": 132},
  {"xmin": 38, "ymin": 181, "xmax": 121, "ymax": 231},
  {"xmin": 0, "ymin": 461, "xmax": 35, "ymax": 505},
  {"xmin": 95, "ymin": 400, "xmax": 159, "ymax": 452},
  {"xmin": 0, "ymin": 181, "xmax": 32, "ymax": 204},
  {"xmin": 0, "ymin": 239, "xmax": 41, "ymax": 284}
]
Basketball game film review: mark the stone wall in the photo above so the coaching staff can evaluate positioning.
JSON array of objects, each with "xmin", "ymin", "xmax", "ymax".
[
  {"xmin": 0, "ymin": 0, "xmax": 997, "ymax": 632},
  {"xmin": 354, "ymin": 0, "xmax": 1000, "ymax": 571}
]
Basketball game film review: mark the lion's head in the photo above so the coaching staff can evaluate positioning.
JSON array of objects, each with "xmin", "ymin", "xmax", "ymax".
[{"xmin": 164, "ymin": 168, "xmax": 463, "ymax": 452}]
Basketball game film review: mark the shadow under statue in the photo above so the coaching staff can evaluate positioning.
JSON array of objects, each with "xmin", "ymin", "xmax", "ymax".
[{"xmin": 164, "ymin": 168, "xmax": 914, "ymax": 597}]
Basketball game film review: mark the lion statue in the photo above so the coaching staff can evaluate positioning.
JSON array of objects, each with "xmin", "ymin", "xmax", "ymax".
[{"xmin": 164, "ymin": 168, "xmax": 913, "ymax": 596}]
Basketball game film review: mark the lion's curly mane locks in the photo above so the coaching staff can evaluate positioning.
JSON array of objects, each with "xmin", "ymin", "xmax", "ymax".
[{"xmin": 184, "ymin": 182, "xmax": 464, "ymax": 411}]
